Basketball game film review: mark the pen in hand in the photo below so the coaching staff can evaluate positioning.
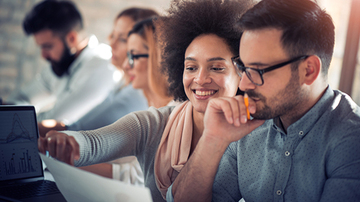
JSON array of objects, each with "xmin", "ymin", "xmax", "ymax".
[{"xmin": 244, "ymin": 93, "xmax": 250, "ymax": 120}]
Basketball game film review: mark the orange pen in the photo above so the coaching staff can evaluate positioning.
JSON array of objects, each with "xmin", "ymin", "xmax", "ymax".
[{"xmin": 244, "ymin": 93, "xmax": 250, "ymax": 120}]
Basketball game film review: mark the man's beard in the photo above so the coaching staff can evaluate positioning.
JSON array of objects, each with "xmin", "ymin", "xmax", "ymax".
[
  {"xmin": 247, "ymin": 70, "xmax": 305, "ymax": 120},
  {"xmin": 48, "ymin": 43, "xmax": 76, "ymax": 77}
]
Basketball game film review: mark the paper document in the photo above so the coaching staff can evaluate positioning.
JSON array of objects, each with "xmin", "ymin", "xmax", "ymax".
[{"xmin": 40, "ymin": 153, "xmax": 153, "ymax": 202}]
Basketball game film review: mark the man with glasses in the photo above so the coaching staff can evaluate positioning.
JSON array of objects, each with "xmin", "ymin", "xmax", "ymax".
[{"xmin": 168, "ymin": 0, "xmax": 360, "ymax": 201}]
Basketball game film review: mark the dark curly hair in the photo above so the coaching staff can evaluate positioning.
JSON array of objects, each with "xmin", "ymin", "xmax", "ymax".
[{"xmin": 156, "ymin": 0, "xmax": 253, "ymax": 102}]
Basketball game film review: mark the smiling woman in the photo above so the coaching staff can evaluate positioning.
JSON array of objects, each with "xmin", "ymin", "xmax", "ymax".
[
  {"xmin": 183, "ymin": 34, "xmax": 240, "ymax": 113},
  {"xmin": 36, "ymin": 0, "xmax": 253, "ymax": 201}
]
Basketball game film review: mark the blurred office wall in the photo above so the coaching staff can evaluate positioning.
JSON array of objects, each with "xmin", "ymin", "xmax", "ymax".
[
  {"xmin": 0, "ymin": 0, "xmax": 169, "ymax": 101},
  {"xmin": 0, "ymin": 0, "xmax": 359, "ymax": 105}
]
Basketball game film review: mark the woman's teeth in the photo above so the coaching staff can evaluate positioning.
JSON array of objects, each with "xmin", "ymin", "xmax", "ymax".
[{"xmin": 195, "ymin": 90, "xmax": 216, "ymax": 96}]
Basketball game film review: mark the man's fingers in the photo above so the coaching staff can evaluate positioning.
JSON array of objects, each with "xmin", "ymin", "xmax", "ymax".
[
  {"xmin": 208, "ymin": 96, "xmax": 254, "ymax": 126},
  {"xmin": 208, "ymin": 98, "xmax": 234, "ymax": 124}
]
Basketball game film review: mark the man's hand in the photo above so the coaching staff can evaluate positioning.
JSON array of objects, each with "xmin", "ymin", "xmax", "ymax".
[
  {"xmin": 203, "ymin": 95, "xmax": 265, "ymax": 145},
  {"xmin": 171, "ymin": 95, "xmax": 265, "ymax": 201},
  {"xmin": 38, "ymin": 130, "xmax": 80, "ymax": 165}
]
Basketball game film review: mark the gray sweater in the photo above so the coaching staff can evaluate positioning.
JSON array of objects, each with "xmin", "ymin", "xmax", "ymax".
[{"xmin": 63, "ymin": 106, "xmax": 175, "ymax": 202}]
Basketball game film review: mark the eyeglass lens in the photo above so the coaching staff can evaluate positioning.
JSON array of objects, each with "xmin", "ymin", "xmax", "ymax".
[
  {"xmin": 127, "ymin": 52, "xmax": 134, "ymax": 67},
  {"xmin": 233, "ymin": 58, "xmax": 263, "ymax": 85}
]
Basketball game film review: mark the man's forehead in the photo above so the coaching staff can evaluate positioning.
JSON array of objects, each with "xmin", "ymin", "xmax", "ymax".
[
  {"xmin": 34, "ymin": 29, "xmax": 61, "ymax": 44},
  {"xmin": 239, "ymin": 29, "xmax": 287, "ymax": 63}
]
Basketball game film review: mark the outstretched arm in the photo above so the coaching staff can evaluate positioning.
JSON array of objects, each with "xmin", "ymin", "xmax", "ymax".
[{"xmin": 170, "ymin": 96, "xmax": 265, "ymax": 201}]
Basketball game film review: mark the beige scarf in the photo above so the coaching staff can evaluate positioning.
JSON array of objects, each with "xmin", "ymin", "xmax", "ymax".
[{"xmin": 154, "ymin": 101, "xmax": 193, "ymax": 199}]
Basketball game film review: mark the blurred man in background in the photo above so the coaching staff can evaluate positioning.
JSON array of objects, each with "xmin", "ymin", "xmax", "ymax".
[{"xmin": 6, "ymin": 0, "xmax": 116, "ymax": 125}]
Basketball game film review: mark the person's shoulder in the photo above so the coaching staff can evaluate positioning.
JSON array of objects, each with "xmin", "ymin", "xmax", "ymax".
[
  {"xmin": 148, "ymin": 105, "xmax": 175, "ymax": 117},
  {"xmin": 330, "ymin": 90, "xmax": 360, "ymax": 127},
  {"xmin": 79, "ymin": 36, "xmax": 112, "ymax": 65},
  {"xmin": 129, "ymin": 106, "xmax": 174, "ymax": 122},
  {"xmin": 320, "ymin": 90, "xmax": 360, "ymax": 145}
]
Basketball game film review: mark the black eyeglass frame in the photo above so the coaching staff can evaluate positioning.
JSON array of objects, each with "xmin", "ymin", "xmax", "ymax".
[
  {"xmin": 127, "ymin": 51, "xmax": 149, "ymax": 68},
  {"xmin": 231, "ymin": 55, "xmax": 310, "ymax": 86}
]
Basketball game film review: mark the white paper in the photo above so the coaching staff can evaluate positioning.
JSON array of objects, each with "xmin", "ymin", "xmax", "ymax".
[{"xmin": 39, "ymin": 153, "xmax": 153, "ymax": 202}]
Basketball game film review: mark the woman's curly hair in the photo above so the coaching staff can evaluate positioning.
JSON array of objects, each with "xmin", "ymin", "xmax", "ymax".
[{"xmin": 156, "ymin": 0, "xmax": 253, "ymax": 101}]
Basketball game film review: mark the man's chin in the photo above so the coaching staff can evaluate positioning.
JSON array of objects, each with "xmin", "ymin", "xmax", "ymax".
[{"xmin": 51, "ymin": 64, "xmax": 66, "ymax": 77}]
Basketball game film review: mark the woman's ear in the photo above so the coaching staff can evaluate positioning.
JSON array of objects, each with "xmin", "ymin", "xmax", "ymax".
[{"xmin": 300, "ymin": 55, "xmax": 321, "ymax": 85}]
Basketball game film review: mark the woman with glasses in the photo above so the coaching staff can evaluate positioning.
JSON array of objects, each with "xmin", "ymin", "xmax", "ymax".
[
  {"xmin": 123, "ymin": 17, "xmax": 173, "ymax": 108},
  {"xmin": 38, "ymin": 0, "xmax": 252, "ymax": 201}
]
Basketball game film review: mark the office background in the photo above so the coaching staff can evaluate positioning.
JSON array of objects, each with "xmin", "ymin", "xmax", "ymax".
[{"xmin": 0, "ymin": 0, "xmax": 359, "ymax": 105}]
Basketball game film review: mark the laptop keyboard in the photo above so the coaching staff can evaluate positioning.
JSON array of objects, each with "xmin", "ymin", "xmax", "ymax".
[{"xmin": 0, "ymin": 180, "xmax": 61, "ymax": 199}]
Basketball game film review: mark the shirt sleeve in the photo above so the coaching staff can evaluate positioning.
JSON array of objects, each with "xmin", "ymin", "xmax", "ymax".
[
  {"xmin": 62, "ymin": 106, "xmax": 173, "ymax": 167},
  {"xmin": 6, "ymin": 67, "xmax": 57, "ymax": 107},
  {"xmin": 319, "ymin": 129, "xmax": 360, "ymax": 201},
  {"xmin": 67, "ymin": 84, "xmax": 148, "ymax": 131},
  {"xmin": 212, "ymin": 142, "xmax": 242, "ymax": 202}
]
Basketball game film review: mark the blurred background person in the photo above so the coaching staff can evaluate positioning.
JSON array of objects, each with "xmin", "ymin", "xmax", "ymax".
[
  {"xmin": 122, "ymin": 17, "xmax": 174, "ymax": 108},
  {"xmin": 5, "ymin": 0, "xmax": 117, "ymax": 125},
  {"xmin": 38, "ymin": 8, "xmax": 159, "ymax": 135},
  {"xmin": 77, "ymin": 16, "xmax": 175, "ymax": 186},
  {"xmin": 38, "ymin": 8, "xmax": 161, "ymax": 186}
]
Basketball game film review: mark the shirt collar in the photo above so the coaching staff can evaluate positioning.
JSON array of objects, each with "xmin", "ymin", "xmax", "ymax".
[{"xmin": 273, "ymin": 85, "xmax": 334, "ymax": 138}]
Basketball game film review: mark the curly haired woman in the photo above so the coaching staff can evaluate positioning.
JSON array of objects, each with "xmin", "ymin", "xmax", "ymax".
[{"xmin": 38, "ymin": 0, "xmax": 253, "ymax": 201}]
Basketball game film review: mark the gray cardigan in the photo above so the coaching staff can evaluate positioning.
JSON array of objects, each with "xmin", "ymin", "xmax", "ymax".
[{"xmin": 63, "ymin": 106, "xmax": 176, "ymax": 202}]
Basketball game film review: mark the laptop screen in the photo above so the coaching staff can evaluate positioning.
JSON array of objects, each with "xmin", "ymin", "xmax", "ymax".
[{"xmin": 0, "ymin": 106, "xmax": 43, "ymax": 182}]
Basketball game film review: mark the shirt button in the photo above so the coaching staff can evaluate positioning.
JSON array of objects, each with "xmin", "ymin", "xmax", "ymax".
[
  {"xmin": 285, "ymin": 151, "xmax": 290, "ymax": 156},
  {"xmin": 276, "ymin": 190, "xmax": 282, "ymax": 195},
  {"xmin": 299, "ymin": 131, "xmax": 304, "ymax": 135}
]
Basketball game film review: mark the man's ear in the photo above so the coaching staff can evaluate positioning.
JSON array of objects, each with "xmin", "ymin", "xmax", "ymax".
[
  {"xmin": 300, "ymin": 55, "xmax": 321, "ymax": 85},
  {"xmin": 65, "ymin": 31, "xmax": 78, "ymax": 50}
]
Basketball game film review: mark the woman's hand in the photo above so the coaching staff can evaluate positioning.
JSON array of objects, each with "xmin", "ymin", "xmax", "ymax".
[{"xmin": 38, "ymin": 130, "xmax": 80, "ymax": 165}]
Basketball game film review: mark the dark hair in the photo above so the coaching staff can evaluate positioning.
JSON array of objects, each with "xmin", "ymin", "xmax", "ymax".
[
  {"xmin": 116, "ymin": 7, "xmax": 158, "ymax": 22},
  {"xmin": 157, "ymin": 0, "xmax": 252, "ymax": 102},
  {"xmin": 238, "ymin": 0, "xmax": 335, "ymax": 75},
  {"xmin": 23, "ymin": 0, "xmax": 83, "ymax": 36},
  {"xmin": 128, "ymin": 17, "xmax": 156, "ymax": 39}
]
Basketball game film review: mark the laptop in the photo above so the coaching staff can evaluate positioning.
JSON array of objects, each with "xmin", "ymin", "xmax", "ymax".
[{"xmin": 0, "ymin": 105, "xmax": 66, "ymax": 202}]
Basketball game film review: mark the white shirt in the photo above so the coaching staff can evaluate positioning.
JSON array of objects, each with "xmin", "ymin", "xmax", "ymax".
[{"xmin": 7, "ymin": 35, "xmax": 117, "ymax": 124}]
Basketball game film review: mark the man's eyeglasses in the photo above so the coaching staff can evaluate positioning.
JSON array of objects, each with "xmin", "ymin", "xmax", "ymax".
[
  {"xmin": 231, "ymin": 55, "xmax": 309, "ymax": 86},
  {"xmin": 127, "ymin": 51, "xmax": 149, "ymax": 68}
]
